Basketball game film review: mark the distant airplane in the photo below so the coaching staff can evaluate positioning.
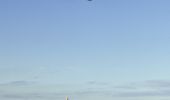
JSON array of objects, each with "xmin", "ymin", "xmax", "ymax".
[{"xmin": 88, "ymin": 0, "xmax": 93, "ymax": 1}]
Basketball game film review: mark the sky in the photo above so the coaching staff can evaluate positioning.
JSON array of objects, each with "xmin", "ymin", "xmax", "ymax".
[{"xmin": 0, "ymin": 0, "xmax": 170, "ymax": 100}]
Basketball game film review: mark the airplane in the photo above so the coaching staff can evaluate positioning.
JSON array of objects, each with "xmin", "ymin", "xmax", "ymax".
[{"xmin": 88, "ymin": 0, "xmax": 93, "ymax": 1}]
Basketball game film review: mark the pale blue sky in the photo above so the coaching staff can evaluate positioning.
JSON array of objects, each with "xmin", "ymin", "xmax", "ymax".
[{"xmin": 0, "ymin": 0, "xmax": 170, "ymax": 100}]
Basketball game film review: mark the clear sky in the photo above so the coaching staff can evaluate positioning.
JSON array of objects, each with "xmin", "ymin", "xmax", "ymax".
[{"xmin": 0, "ymin": 0, "xmax": 170, "ymax": 100}]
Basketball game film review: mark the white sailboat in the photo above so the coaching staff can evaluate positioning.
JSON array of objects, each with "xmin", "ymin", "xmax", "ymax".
[{"xmin": 66, "ymin": 96, "xmax": 69, "ymax": 100}]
